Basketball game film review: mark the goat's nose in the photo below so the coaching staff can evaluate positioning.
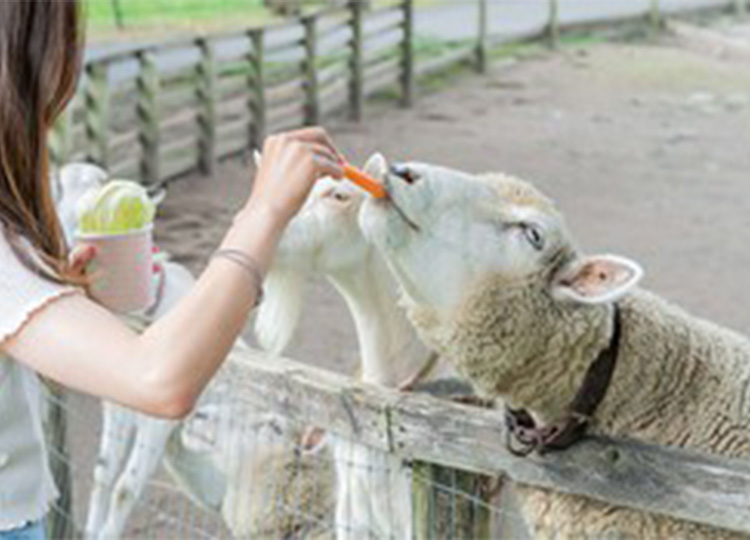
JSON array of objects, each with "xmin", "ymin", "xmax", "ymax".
[{"xmin": 390, "ymin": 163, "xmax": 419, "ymax": 185}]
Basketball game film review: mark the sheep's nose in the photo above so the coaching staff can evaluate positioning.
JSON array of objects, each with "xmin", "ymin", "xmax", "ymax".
[{"xmin": 390, "ymin": 163, "xmax": 419, "ymax": 185}]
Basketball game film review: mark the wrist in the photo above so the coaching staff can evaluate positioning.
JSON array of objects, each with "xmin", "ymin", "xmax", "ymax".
[{"xmin": 222, "ymin": 203, "xmax": 287, "ymax": 275}]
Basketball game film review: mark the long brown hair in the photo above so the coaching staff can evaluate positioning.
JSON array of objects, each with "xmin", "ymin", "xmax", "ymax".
[{"xmin": 0, "ymin": 0, "xmax": 82, "ymax": 284}]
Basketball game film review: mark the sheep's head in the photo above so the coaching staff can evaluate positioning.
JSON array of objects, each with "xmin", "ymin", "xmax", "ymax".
[{"xmin": 359, "ymin": 157, "xmax": 643, "ymax": 384}]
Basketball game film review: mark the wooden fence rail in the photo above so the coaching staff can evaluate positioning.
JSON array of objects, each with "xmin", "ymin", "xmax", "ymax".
[
  {"xmin": 230, "ymin": 349, "xmax": 750, "ymax": 535},
  {"xmin": 51, "ymin": 0, "xmax": 743, "ymax": 186}
]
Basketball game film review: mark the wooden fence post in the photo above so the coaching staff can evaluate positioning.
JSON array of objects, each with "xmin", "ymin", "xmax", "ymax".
[
  {"xmin": 49, "ymin": 106, "xmax": 73, "ymax": 169},
  {"xmin": 249, "ymin": 29, "xmax": 266, "ymax": 149},
  {"xmin": 401, "ymin": 0, "xmax": 415, "ymax": 107},
  {"xmin": 650, "ymin": 0, "xmax": 661, "ymax": 30},
  {"xmin": 84, "ymin": 62, "xmax": 110, "ymax": 168},
  {"xmin": 196, "ymin": 38, "xmax": 217, "ymax": 175},
  {"xmin": 349, "ymin": 0, "xmax": 364, "ymax": 121},
  {"xmin": 412, "ymin": 462, "xmax": 493, "ymax": 540},
  {"xmin": 44, "ymin": 389, "xmax": 77, "ymax": 540},
  {"xmin": 477, "ymin": 0, "xmax": 488, "ymax": 73},
  {"xmin": 734, "ymin": 0, "xmax": 747, "ymax": 17},
  {"xmin": 137, "ymin": 51, "xmax": 161, "ymax": 185},
  {"xmin": 548, "ymin": 0, "xmax": 560, "ymax": 48},
  {"xmin": 303, "ymin": 15, "xmax": 320, "ymax": 126}
]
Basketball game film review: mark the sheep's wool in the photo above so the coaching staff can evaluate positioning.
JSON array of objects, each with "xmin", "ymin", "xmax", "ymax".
[{"xmin": 409, "ymin": 270, "xmax": 750, "ymax": 539}]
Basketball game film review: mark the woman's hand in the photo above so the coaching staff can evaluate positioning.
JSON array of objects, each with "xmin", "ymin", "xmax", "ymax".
[
  {"xmin": 246, "ymin": 127, "xmax": 344, "ymax": 226},
  {"xmin": 68, "ymin": 244, "xmax": 97, "ymax": 278}
]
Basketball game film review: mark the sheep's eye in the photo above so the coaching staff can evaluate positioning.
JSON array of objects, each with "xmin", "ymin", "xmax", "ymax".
[
  {"xmin": 522, "ymin": 224, "xmax": 545, "ymax": 251},
  {"xmin": 333, "ymin": 192, "xmax": 350, "ymax": 202}
]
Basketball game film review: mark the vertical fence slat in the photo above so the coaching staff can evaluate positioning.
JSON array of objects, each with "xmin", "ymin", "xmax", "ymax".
[
  {"xmin": 45, "ymin": 389, "xmax": 77, "ymax": 540},
  {"xmin": 477, "ymin": 0, "xmax": 489, "ymax": 73},
  {"xmin": 250, "ymin": 29, "xmax": 266, "ymax": 148},
  {"xmin": 650, "ymin": 0, "xmax": 661, "ymax": 30},
  {"xmin": 303, "ymin": 15, "xmax": 320, "ymax": 126},
  {"xmin": 137, "ymin": 51, "xmax": 161, "ymax": 185},
  {"xmin": 349, "ymin": 0, "xmax": 364, "ymax": 121},
  {"xmin": 197, "ymin": 38, "xmax": 218, "ymax": 174},
  {"xmin": 548, "ymin": 0, "xmax": 560, "ymax": 48},
  {"xmin": 401, "ymin": 0, "xmax": 415, "ymax": 107},
  {"xmin": 85, "ymin": 62, "xmax": 110, "ymax": 168},
  {"xmin": 50, "ymin": 106, "xmax": 74, "ymax": 169},
  {"xmin": 412, "ymin": 461, "xmax": 492, "ymax": 540}
]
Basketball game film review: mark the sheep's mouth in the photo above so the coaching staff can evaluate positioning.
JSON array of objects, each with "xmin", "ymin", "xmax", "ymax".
[{"xmin": 384, "ymin": 175, "xmax": 421, "ymax": 233}]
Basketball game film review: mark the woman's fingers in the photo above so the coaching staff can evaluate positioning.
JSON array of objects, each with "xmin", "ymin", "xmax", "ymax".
[
  {"xmin": 285, "ymin": 127, "xmax": 344, "ymax": 163},
  {"xmin": 68, "ymin": 244, "xmax": 97, "ymax": 275}
]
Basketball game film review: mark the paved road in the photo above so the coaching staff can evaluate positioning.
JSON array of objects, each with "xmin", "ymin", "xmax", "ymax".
[{"xmin": 89, "ymin": 0, "xmax": 732, "ymax": 83}]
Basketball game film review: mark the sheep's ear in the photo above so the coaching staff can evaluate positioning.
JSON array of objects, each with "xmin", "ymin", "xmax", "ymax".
[
  {"xmin": 252, "ymin": 150, "xmax": 263, "ymax": 168},
  {"xmin": 552, "ymin": 254, "xmax": 643, "ymax": 305},
  {"xmin": 363, "ymin": 152, "xmax": 388, "ymax": 178},
  {"xmin": 254, "ymin": 268, "xmax": 307, "ymax": 355}
]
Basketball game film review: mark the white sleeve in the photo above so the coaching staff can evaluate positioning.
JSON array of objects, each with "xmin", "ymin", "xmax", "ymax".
[{"xmin": 0, "ymin": 232, "xmax": 83, "ymax": 344}]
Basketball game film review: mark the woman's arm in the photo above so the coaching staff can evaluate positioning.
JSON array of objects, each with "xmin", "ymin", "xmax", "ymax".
[{"xmin": 2, "ymin": 128, "xmax": 343, "ymax": 419}]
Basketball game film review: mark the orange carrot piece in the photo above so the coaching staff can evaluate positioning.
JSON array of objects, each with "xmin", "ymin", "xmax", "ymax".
[{"xmin": 343, "ymin": 164, "xmax": 388, "ymax": 199}]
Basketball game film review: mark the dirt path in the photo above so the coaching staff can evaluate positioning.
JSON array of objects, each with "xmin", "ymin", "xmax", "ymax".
[{"xmin": 67, "ymin": 29, "xmax": 750, "ymax": 537}]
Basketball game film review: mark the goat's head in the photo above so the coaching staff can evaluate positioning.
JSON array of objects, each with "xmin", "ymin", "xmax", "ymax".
[
  {"xmin": 359, "ymin": 157, "xmax": 643, "ymax": 355},
  {"xmin": 54, "ymin": 163, "xmax": 109, "ymax": 247},
  {"xmin": 254, "ymin": 153, "xmax": 384, "ymax": 354}
]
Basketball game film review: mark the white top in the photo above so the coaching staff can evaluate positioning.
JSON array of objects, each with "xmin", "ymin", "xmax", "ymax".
[{"xmin": 0, "ymin": 230, "xmax": 82, "ymax": 530}]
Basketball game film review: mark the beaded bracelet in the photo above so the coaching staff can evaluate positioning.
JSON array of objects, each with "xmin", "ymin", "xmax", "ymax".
[{"xmin": 212, "ymin": 248, "xmax": 265, "ymax": 307}]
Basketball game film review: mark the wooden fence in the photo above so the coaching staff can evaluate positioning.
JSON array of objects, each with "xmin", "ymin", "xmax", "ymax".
[
  {"xmin": 230, "ymin": 349, "xmax": 750, "ymax": 535},
  {"xmin": 50, "ymin": 0, "xmax": 745, "ymax": 187}
]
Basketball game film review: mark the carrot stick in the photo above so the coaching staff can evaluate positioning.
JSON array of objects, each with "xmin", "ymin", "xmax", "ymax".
[{"xmin": 343, "ymin": 164, "xmax": 388, "ymax": 199}]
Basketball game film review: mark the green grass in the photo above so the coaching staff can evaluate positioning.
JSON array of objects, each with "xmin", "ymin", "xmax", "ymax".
[{"xmin": 85, "ymin": 0, "xmax": 270, "ymax": 26}]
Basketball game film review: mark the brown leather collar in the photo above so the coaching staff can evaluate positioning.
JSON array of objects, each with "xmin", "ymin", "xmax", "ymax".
[{"xmin": 504, "ymin": 305, "xmax": 622, "ymax": 456}]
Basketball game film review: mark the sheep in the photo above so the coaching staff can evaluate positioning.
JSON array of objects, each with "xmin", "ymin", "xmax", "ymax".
[
  {"xmin": 357, "ymin": 156, "xmax": 750, "ymax": 539},
  {"xmin": 55, "ymin": 164, "xmax": 333, "ymax": 539},
  {"xmin": 255, "ymin": 153, "xmax": 456, "ymax": 540}
]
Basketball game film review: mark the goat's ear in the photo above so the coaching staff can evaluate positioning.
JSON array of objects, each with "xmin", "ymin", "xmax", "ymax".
[
  {"xmin": 551, "ymin": 254, "xmax": 643, "ymax": 305},
  {"xmin": 254, "ymin": 268, "xmax": 306, "ymax": 355},
  {"xmin": 252, "ymin": 150, "xmax": 262, "ymax": 168},
  {"xmin": 363, "ymin": 152, "xmax": 388, "ymax": 178}
]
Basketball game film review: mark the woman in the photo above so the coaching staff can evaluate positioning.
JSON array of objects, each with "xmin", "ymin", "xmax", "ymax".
[{"xmin": 0, "ymin": 1, "xmax": 344, "ymax": 538}]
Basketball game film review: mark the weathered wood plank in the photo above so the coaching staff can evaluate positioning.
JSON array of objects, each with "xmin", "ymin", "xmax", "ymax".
[
  {"xmin": 401, "ymin": 0, "xmax": 414, "ymax": 107},
  {"xmin": 548, "ymin": 0, "xmax": 560, "ymax": 48},
  {"xmin": 477, "ymin": 0, "xmax": 488, "ymax": 73},
  {"xmin": 84, "ymin": 62, "xmax": 110, "ymax": 167},
  {"xmin": 196, "ymin": 38, "xmax": 217, "ymax": 175},
  {"xmin": 136, "ymin": 52, "xmax": 161, "ymax": 185},
  {"xmin": 228, "ymin": 350, "xmax": 750, "ymax": 534},
  {"xmin": 249, "ymin": 29, "xmax": 266, "ymax": 148},
  {"xmin": 302, "ymin": 15, "xmax": 320, "ymax": 126},
  {"xmin": 318, "ymin": 62, "xmax": 349, "ymax": 88},
  {"xmin": 349, "ymin": 0, "xmax": 365, "ymax": 121}
]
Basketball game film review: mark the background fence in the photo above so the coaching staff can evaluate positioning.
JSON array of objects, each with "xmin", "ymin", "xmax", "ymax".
[{"xmin": 50, "ymin": 0, "xmax": 745, "ymax": 186}]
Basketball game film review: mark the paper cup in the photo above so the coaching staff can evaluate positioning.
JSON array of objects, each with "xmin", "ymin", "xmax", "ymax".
[{"xmin": 76, "ymin": 225, "xmax": 155, "ymax": 313}]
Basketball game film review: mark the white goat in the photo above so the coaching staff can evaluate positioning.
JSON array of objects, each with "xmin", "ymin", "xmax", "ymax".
[
  {"xmin": 358, "ymin": 157, "xmax": 750, "ymax": 539},
  {"xmin": 255, "ymin": 154, "xmax": 455, "ymax": 540}
]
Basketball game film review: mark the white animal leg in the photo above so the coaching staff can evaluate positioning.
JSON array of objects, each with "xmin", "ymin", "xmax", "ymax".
[
  {"xmin": 85, "ymin": 405, "xmax": 136, "ymax": 540},
  {"xmin": 98, "ymin": 416, "xmax": 176, "ymax": 539}
]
